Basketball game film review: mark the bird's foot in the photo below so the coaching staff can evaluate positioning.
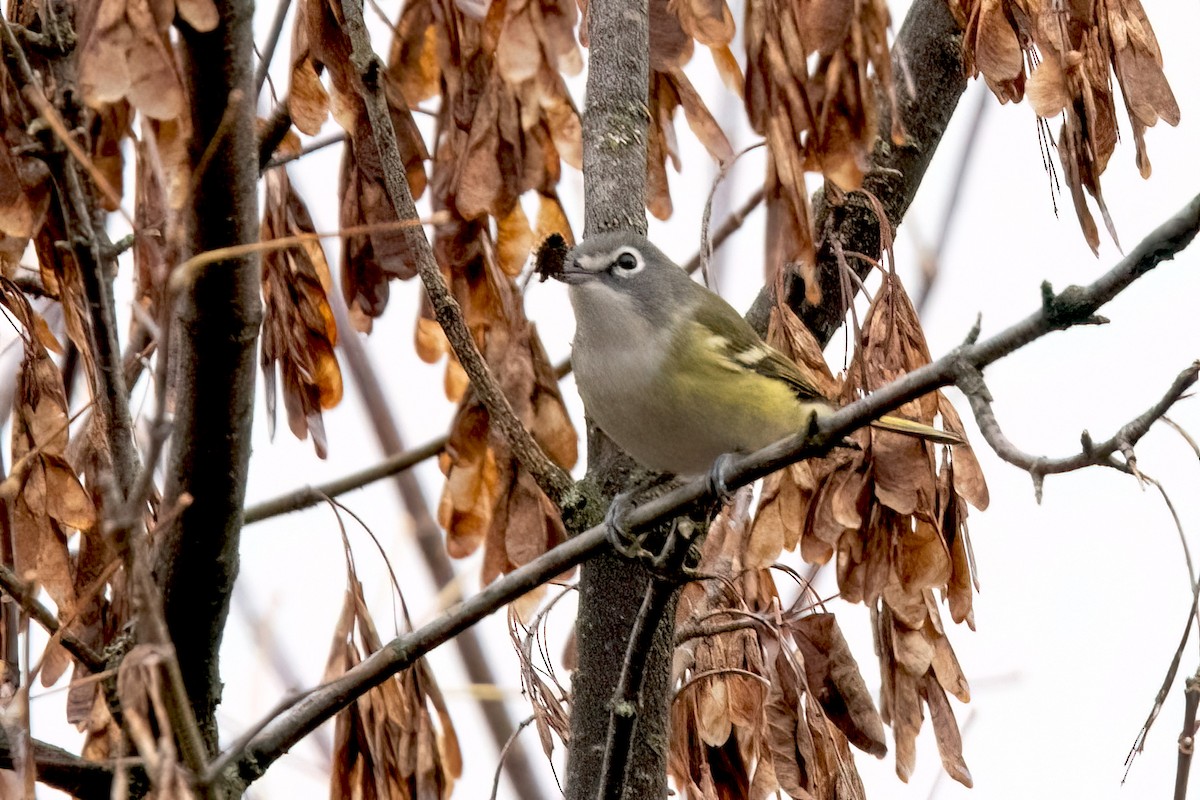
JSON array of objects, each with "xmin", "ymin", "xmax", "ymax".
[
  {"xmin": 603, "ymin": 481, "xmax": 698, "ymax": 575},
  {"xmin": 705, "ymin": 453, "xmax": 738, "ymax": 506}
]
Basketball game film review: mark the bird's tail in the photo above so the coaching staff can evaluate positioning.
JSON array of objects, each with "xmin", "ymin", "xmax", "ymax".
[{"xmin": 871, "ymin": 415, "xmax": 965, "ymax": 446}]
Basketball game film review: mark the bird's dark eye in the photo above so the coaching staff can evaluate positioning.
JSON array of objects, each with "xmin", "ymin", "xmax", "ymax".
[{"xmin": 615, "ymin": 252, "xmax": 640, "ymax": 272}]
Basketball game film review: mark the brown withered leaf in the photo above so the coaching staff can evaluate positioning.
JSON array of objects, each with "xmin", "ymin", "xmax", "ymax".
[
  {"xmin": 496, "ymin": 201, "xmax": 534, "ymax": 277},
  {"xmin": 1105, "ymin": 0, "xmax": 1180, "ymax": 178},
  {"xmin": 387, "ymin": 0, "xmax": 440, "ymax": 106},
  {"xmin": 0, "ymin": 140, "xmax": 49, "ymax": 273},
  {"xmin": 89, "ymin": 103, "xmax": 132, "ymax": 213},
  {"xmin": 964, "ymin": 0, "xmax": 1178, "ymax": 249},
  {"xmin": 438, "ymin": 400, "xmax": 499, "ymax": 558},
  {"xmin": 746, "ymin": 0, "xmax": 898, "ymax": 297},
  {"xmin": 963, "ymin": 0, "xmax": 1028, "ymax": 102},
  {"xmin": 339, "ymin": 95, "xmax": 429, "ymax": 328},
  {"xmin": 293, "ymin": 0, "xmax": 359, "ymax": 130},
  {"xmin": 534, "ymin": 192, "xmax": 574, "ymax": 247},
  {"xmin": 648, "ymin": 0, "xmax": 694, "ymax": 70},
  {"xmin": 673, "ymin": 0, "xmax": 735, "ymax": 48},
  {"xmin": 874, "ymin": 602, "xmax": 972, "ymax": 787},
  {"xmin": 288, "ymin": 22, "xmax": 331, "ymax": 135},
  {"xmin": 0, "ymin": 63, "xmax": 50, "ymax": 274},
  {"xmin": 260, "ymin": 167, "xmax": 343, "ymax": 458},
  {"xmin": 645, "ymin": 67, "xmax": 733, "ymax": 220},
  {"xmin": 1, "ymin": 281, "xmax": 93, "ymax": 633},
  {"xmin": 922, "ymin": 673, "xmax": 973, "ymax": 787},
  {"xmin": 765, "ymin": 649, "xmax": 820, "ymax": 799},
  {"xmin": 77, "ymin": 0, "xmax": 215, "ymax": 119},
  {"xmin": 792, "ymin": 613, "xmax": 887, "ymax": 759},
  {"xmin": 475, "ymin": 320, "xmax": 575, "ymax": 584},
  {"xmin": 326, "ymin": 570, "xmax": 461, "ymax": 799}
]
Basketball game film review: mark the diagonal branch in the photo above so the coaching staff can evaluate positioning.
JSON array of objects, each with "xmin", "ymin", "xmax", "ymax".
[
  {"xmin": 219, "ymin": 188, "xmax": 1200, "ymax": 792},
  {"xmin": 960, "ymin": 360, "xmax": 1200, "ymax": 500},
  {"xmin": 335, "ymin": 0, "xmax": 573, "ymax": 504},
  {"xmin": 242, "ymin": 435, "xmax": 445, "ymax": 523},
  {"xmin": 0, "ymin": 564, "xmax": 105, "ymax": 673}
]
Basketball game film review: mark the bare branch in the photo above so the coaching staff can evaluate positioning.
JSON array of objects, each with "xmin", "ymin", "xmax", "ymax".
[
  {"xmin": 242, "ymin": 435, "xmax": 446, "ymax": 523},
  {"xmin": 153, "ymin": 0, "xmax": 262, "ymax": 751},
  {"xmin": 0, "ymin": 731, "xmax": 148, "ymax": 799},
  {"xmin": 263, "ymin": 131, "xmax": 346, "ymax": 170},
  {"xmin": 598, "ymin": 523, "xmax": 696, "ymax": 800},
  {"xmin": 1176, "ymin": 670, "xmax": 1200, "ymax": 800},
  {"xmin": 334, "ymin": 0, "xmax": 573, "ymax": 504},
  {"xmin": 0, "ymin": 564, "xmax": 105, "ymax": 673},
  {"xmin": 222, "ymin": 522, "xmax": 608, "ymax": 792},
  {"xmin": 959, "ymin": 361, "xmax": 1199, "ymax": 501},
  {"xmin": 257, "ymin": 104, "xmax": 294, "ymax": 172},
  {"xmin": 254, "ymin": 0, "xmax": 293, "ymax": 94}
]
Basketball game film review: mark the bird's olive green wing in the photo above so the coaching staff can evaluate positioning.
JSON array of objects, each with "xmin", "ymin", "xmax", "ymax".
[{"xmin": 689, "ymin": 290, "xmax": 828, "ymax": 402}]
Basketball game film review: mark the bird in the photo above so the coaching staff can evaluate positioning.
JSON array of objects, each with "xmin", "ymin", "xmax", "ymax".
[{"xmin": 550, "ymin": 230, "xmax": 962, "ymax": 480}]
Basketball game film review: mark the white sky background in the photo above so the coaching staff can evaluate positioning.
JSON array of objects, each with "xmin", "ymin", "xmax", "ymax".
[{"xmin": 14, "ymin": 0, "xmax": 1200, "ymax": 798}]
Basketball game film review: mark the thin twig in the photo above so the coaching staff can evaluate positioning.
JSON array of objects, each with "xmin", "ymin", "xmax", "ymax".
[
  {"xmin": 334, "ymin": 0, "xmax": 573, "ymax": 504},
  {"xmin": 0, "ymin": 564, "xmax": 105, "ymax": 673},
  {"xmin": 243, "ymin": 435, "xmax": 445, "ymax": 523},
  {"xmin": 698, "ymin": 143, "xmax": 764, "ymax": 289},
  {"xmin": 263, "ymin": 131, "xmax": 347, "ymax": 170},
  {"xmin": 202, "ymin": 690, "xmax": 310, "ymax": 787},
  {"xmin": 598, "ymin": 560, "xmax": 692, "ymax": 800},
  {"xmin": 1175, "ymin": 670, "xmax": 1200, "ymax": 800},
  {"xmin": 959, "ymin": 361, "xmax": 1199, "ymax": 501},
  {"xmin": 226, "ymin": 522, "xmax": 608, "ymax": 793},
  {"xmin": 257, "ymin": 104, "xmax": 293, "ymax": 172},
  {"xmin": 915, "ymin": 85, "xmax": 989, "ymax": 314},
  {"xmin": 1126, "ymin": 590, "xmax": 1200, "ymax": 782},
  {"xmin": 254, "ymin": 0, "xmax": 293, "ymax": 95},
  {"xmin": 488, "ymin": 716, "xmax": 537, "ymax": 800}
]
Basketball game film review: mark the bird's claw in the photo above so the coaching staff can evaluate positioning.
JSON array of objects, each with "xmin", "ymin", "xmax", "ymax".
[
  {"xmin": 604, "ymin": 490, "xmax": 645, "ymax": 559},
  {"xmin": 705, "ymin": 453, "xmax": 737, "ymax": 505},
  {"xmin": 604, "ymin": 489, "xmax": 698, "ymax": 575}
]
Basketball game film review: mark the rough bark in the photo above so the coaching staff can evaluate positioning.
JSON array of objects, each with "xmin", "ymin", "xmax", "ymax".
[
  {"xmin": 152, "ymin": 0, "xmax": 262, "ymax": 750},
  {"xmin": 564, "ymin": 0, "xmax": 681, "ymax": 798}
]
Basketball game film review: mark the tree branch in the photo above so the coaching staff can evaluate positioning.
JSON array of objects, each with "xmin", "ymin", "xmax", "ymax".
[
  {"xmin": 0, "ymin": 731, "xmax": 148, "ymax": 800},
  {"xmin": 242, "ymin": 435, "xmax": 445, "ymax": 523},
  {"xmin": 152, "ymin": 0, "xmax": 262, "ymax": 750},
  {"xmin": 960, "ymin": 360, "xmax": 1200, "ymax": 500},
  {"xmin": 216, "ymin": 188, "xmax": 1199, "ymax": 790},
  {"xmin": 0, "ymin": 563, "xmax": 105, "ymax": 673},
  {"xmin": 221, "ymin": 523, "xmax": 608, "ymax": 792},
  {"xmin": 335, "ymin": 0, "xmax": 573, "ymax": 504}
]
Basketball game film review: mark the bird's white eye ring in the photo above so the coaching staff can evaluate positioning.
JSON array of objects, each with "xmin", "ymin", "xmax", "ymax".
[{"xmin": 614, "ymin": 250, "xmax": 642, "ymax": 273}]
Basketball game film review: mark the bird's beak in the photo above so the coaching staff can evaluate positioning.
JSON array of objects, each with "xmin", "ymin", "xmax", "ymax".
[{"xmin": 551, "ymin": 258, "xmax": 592, "ymax": 285}]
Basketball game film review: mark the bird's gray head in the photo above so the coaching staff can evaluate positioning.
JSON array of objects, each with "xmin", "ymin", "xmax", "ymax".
[{"xmin": 552, "ymin": 231, "xmax": 694, "ymax": 312}]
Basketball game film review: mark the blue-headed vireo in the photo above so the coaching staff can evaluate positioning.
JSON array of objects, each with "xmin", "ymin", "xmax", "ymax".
[{"xmin": 551, "ymin": 231, "xmax": 962, "ymax": 478}]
